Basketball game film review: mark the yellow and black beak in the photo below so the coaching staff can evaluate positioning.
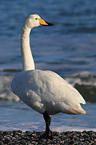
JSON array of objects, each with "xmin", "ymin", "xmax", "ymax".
[{"xmin": 39, "ymin": 19, "xmax": 53, "ymax": 26}]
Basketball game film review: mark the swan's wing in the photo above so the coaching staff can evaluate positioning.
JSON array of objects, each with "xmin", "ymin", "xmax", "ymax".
[
  {"xmin": 33, "ymin": 70, "xmax": 86, "ymax": 114},
  {"xmin": 33, "ymin": 70, "xmax": 86, "ymax": 105}
]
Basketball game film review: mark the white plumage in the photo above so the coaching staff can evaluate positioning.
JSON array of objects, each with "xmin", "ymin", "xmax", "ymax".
[
  {"xmin": 12, "ymin": 70, "xmax": 86, "ymax": 115},
  {"xmin": 11, "ymin": 14, "xmax": 86, "ymax": 138}
]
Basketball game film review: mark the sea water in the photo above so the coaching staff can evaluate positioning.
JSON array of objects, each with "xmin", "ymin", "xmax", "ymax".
[{"xmin": 0, "ymin": 0, "xmax": 96, "ymax": 132}]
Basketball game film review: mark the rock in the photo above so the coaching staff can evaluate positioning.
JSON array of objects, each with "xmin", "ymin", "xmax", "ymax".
[{"xmin": 0, "ymin": 130, "xmax": 95, "ymax": 144}]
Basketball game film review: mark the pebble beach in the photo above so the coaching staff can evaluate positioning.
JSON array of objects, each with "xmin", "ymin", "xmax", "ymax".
[{"xmin": 0, "ymin": 131, "xmax": 96, "ymax": 145}]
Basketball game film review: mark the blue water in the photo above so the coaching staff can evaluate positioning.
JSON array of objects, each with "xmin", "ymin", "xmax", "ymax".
[
  {"xmin": 0, "ymin": 102, "xmax": 96, "ymax": 132},
  {"xmin": 0, "ymin": 0, "xmax": 96, "ymax": 131}
]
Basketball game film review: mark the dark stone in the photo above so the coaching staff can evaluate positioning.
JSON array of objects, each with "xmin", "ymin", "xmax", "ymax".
[
  {"xmin": 0, "ymin": 141, "xmax": 4, "ymax": 145},
  {"xmin": 4, "ymin": 137, "xmax": 11, "ymax": 144},
  {"xmin": 0, "ymin": 130, "xmax": 95, "ymax": 144}
]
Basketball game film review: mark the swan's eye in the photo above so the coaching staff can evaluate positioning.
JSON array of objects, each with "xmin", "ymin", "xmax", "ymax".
[{"xmin": 35, "ymin": 18, "xmax": 38, "ymax": 20}]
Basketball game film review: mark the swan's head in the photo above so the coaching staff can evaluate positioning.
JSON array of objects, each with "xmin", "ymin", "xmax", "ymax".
[{"xmin": 24, "ymin": 14, "xmax": 53, "ymax": 29}]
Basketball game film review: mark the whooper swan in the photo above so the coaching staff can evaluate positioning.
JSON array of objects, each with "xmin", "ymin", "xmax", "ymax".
[{"xmin": 11, "ymin": 14, "xmax": 86, "ymax": 139}]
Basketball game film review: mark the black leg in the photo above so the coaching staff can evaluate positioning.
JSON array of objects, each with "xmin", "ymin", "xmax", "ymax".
[
  {"xmin": 43, "ymin": 111, "xmax": 51, "ymax": 132},
  {"xmin": 40, "ymin": 111, "xmax": 53, "ymax": 139}
]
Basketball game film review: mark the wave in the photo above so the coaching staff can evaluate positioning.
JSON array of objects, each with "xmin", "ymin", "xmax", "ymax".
[
  {"xmin": 64, "ymin": 71, "xmax": 96, "ymax": 103},
  {"xmin": 52, "ymin": 125, "xmax": 96, "ymax": 132},
  {"xmin": 0, "ymin": 71, "xmax": 96, "ymax": 102},
  {"xmin": 0, "ymin": 75, "xmax": 19, "ymax": 102}
]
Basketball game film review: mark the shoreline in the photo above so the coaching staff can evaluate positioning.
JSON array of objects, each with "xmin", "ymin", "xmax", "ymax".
[{"xmin": 0, "ymin": 130, "xmax": 96, "ymax": 144}]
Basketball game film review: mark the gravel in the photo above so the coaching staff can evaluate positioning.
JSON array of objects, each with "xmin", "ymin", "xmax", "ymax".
[{"xmin": 0, "ymin": 130, "xmax": 96, "ymax": 145}]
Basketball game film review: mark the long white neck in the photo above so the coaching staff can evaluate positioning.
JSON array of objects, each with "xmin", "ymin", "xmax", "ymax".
[{"xmin": 21, "ymin": 25, "xmax": 35, "ymax": 71}]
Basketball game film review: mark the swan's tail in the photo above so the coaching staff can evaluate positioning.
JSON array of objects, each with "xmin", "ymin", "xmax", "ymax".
[
  {"xmin": 81, "ymin": 108, "xmax": 87, "ymax": 114},
  {"xmin": 68, "ymin": 106, "xmax": 87, "ymax": 115}
]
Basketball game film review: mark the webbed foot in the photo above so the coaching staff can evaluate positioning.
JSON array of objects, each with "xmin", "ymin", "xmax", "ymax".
[{"xmin": 40, "ymin": 130, "xmax": 53, "ymax": 139}]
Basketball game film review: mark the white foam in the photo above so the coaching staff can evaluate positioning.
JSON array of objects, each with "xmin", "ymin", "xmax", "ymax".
[
  {"xmin": 0, "ymin": 75, "xmax": 20, "ymax": 102},
  {"xmin": 52, "ymin": 125, "xmax": 96, "ymax": 132},
  {"xmin": 65, "ymin": 71, "xmax": 96, "ymax": 86}
]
